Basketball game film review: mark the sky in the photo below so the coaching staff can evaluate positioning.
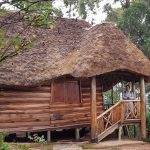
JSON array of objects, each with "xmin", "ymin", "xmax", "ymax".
[
  {"xmin": 0, "ymin": 0, "xmax": 120, "ymax": 24},
  {"xmin": 53, "ymin": 0, "xmax": 120, "ymax": 24}
]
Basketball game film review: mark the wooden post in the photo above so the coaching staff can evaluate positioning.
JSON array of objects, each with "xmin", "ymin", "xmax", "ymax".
[
  {"xmin": 112, "ymin": 84, "xmax": 114, "ymax": 105},
  {"xmin": 47, "ymin": 131, "xmax": 51, "ymax": 142},
  {"xmin": 132, "ymin": 81, "xmax": 136, "ymax": 98},
  {"xmin": 75, "ymin": 128, "xmax": 80, "ymax": 141},
  {"xmin": 121, "ymin": 81, "xmax": 124, "ymax": 99},
  {"xmin": 140, "ymin": 77, "xmax": 146, "ymax": 139},
  {"xmin": 27, "ymin": 132, "xmax": 30, "ymax": 138},
  {"xmin": 91, "ymin": 76, "xmax": 98, "ymax": 143}
]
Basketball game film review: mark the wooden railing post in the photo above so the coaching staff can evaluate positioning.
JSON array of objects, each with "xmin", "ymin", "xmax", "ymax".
[
  {"xmin": 121, "ymin": 102, "xmax": 124, "ymax": 123},
  {"xmin": 91, "ymin": 76, "xmax": 98, "ymax": 143},
  {"xmin": 140, "ymin": 76, "xmax": 146, "ymax": 139},
  {"xmin": 132, "ymin": 81, "xmax": 136, "ymax": 97}
]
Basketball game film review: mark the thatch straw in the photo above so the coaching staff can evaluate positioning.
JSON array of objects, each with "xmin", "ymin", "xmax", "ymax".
[{"xmin": 0, "ymin": 17, "xmax": 150, "ymax": 86}]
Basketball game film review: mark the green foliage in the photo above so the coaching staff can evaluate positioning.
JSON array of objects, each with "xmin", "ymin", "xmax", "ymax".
[
  {"xmin": 0, "ymin": 29, "xmax": 35, "ymax": 63},
  {"xmin": 0, "ymin": 132, "xmax": 10, "ymax": 150},
  {"xmin": 28, "ymin": 134, "xmax": 47, "ymax": 145},
  {"xmin": 105, "ymin": 7, "xmax": 123, "ymax": 23},
  {"xmin": 105, "ymin": 0, "xmax": 150, "ymax": 59},
  {"xmin": 146, "ymin": 111, "xmax": 150, "ymax": 129},
  {"xmin": 9, "ymin": 1, "xmax": 57, "ymax": 28},
  {"xmin": 103, "ymin": 90, "xmax": 113, "ymax": 104}
]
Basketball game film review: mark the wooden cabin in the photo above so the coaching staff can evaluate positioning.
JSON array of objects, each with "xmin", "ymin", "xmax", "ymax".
[{"xmin": 0, "ymin": 18, "xmax": 150, "ymax": 142}]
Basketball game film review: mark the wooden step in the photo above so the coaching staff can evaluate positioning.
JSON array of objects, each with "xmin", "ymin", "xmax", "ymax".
[{"xmin": 98, "ymin": 121, "xmax": 120, "ymax": 142}]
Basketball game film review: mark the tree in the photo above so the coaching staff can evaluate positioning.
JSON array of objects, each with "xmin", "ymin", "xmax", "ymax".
[
  {"xmin": 105, "ymin": 0, "xmax": 150, "ymax": 59},
  {"xmin": 0, "ymin": 0, "xmax": 122, "ymax": 63}
]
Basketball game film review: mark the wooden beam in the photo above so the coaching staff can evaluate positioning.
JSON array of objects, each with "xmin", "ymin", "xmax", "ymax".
[
  {"xmin": 91, "ymin": 76, "xmax": 98, "ymax": 143},
  {"xmin": 140, "ymin": 77, "xmax": 146, "ymax": 138}
]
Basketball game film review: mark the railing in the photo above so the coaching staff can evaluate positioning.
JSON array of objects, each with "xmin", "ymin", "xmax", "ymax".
[
  {"xmin": 121, "ymin": 100, "xmax": 140, "ymax": 122},
  {"xmin": 97, "ymin": 100, "xmax": 141, "ymax": 135}
]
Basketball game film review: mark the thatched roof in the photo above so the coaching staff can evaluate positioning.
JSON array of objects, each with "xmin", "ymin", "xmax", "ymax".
[{"xmin": 0, "ymin": 17, "xmax": 150, "ymax": 86}]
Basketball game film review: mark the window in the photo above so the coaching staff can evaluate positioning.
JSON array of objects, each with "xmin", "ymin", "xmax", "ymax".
[{"xmin": 52, "ymin": 79, "xmax": 80, "ymax": 104}]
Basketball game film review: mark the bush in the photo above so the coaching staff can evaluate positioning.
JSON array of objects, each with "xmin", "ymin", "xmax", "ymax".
[
  {"xmin": 0, "ymin": 132, "xmax": 10, "ymax": 150},
  {"xmin": 146, "ymin": 111, "xmax": 150, "ymax": 129},
  {"xmin": 28, "ymin": 134, "xmax": 47, "ymax": 145}
]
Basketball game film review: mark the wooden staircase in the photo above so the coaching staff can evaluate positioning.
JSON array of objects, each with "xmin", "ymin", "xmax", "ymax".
[{"xmin": 96, "ymin": 100, "xmax": 141, "ymax": 142}]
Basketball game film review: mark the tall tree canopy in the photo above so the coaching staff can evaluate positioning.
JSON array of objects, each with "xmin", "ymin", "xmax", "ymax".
[{"xmin": 105, "ymin": 0, "xmax": 150, "ymax": 59}]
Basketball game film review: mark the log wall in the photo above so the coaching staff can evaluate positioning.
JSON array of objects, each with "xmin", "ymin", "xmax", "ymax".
[{"xmin": 0, "ymin": 78, "xmax": 104, "ymax": 133}]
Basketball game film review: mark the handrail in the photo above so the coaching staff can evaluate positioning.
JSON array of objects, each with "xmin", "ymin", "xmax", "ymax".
[
  {"xmin": 121, "ymin": 100, "xmax": 140, "ymax": 102},
  {"xmin": 96, "ymin": 99, "xmax": 141, "ymax": 141},
  {"xmin": 98, "ymin": 100, "xmax": 140, "ymax": 120},
  {"xmin": 97, "ymin": 101, "xmax": 121, "ymax": 120}
]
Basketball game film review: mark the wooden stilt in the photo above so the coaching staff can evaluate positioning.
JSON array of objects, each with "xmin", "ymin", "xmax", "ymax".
[
  {"xmin": 91, "ymin": 76, "xmax": 98, "ymax": 143},
  {"xmin": 75, "ymin": 128, "xmax": 80, "ymax": 141},
  {"xmin": 140, "ymin": 77, "xmax": 146, "ymax": 139},
  {"xmin": 47, "ymin": 131, "xmax": 51, "ymax": 142},
  {"xmin": 136, "ymin": 124, "xmax": 141, "ymax": 140},
  {"xmin": 27, "ymin": 132, "xmax": 30, "ymax": 138},
  {"xmin": 118, "ymin": 125, "xmax": 122, "ymax": 141}
]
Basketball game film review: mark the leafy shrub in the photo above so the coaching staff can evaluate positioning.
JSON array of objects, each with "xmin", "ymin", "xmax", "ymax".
[
  {"xmin": 0, "ymin": 132, "xmax": 10, "ymax": 150},
  {"xmin": 28, "ymin": 134, "xmax": 47, "ymax": 145},
  {"xmin": 146, "ymin": 111, "xmax": 150, "ymax": 129}
]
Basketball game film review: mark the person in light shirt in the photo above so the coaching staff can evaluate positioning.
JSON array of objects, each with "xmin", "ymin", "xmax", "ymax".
[{"xmin": 123, "ymin": 84, "xmax": 135, "ymax": 100}]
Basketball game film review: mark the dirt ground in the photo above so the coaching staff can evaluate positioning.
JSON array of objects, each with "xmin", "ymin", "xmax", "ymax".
[
  {"xmin": 10, "ymin": 139, "xmax": 150, "ymax": 150},
  {"xmin": 80, "ymin": 139, "xmax": 150, "ymax": 150}
]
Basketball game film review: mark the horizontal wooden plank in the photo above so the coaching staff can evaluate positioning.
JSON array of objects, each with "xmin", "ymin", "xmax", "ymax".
[
  {"xmin": 51, "ymin": 117, "xmax": 90, "ymax": 124},
  {"xmin": 0, "ymin": 109, "xmax": 50, "ymax": 114},
  {"xmin": 1, "ymin": 86, "xmax": 51, "ymax": 92},
  {"xmin": 0, "ymin": 92, "xmax": 50, "ymax": 98},
  {"xmin": 0, "ymin": 104, "xmax": 50, "ymax": 110},
  {"xmin": 0, "ymin": 100, "xmax": 50, "ymax": 105},
  {"xmin": 0, "ymin": 116, "xmax": 50, "ymax": 123},
  {"xmin": 0, "ymin": 121, "xmax": 50, "ymax": 128},
  {"xmin": 0, "ymin": 97, "xmax": 50, "ymax": 102},
  {"xmin": 4, "ymin": 123, "xmax": 90, "ymax": 133}
]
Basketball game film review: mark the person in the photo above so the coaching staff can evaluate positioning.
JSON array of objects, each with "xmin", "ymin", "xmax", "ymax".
[
  {"xmin": 123, "ymin": 85, "xmax": 135, "ymax": 100},
  {"xmin": 122, "ymin": 84, "xmax": 135, "ymax": 136}
]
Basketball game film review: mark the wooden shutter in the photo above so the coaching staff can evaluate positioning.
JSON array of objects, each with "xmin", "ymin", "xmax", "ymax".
[
  {"xmin": 65, "ymin": 81, "xmax": 80, "ymax": 104},
  {"xmin": 52, "ymin": 80, "xmax": 65, "ymax": 103},
  {"xmin": 52, "ymin": 80, "xmax": 80, "ymax": 104}
]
